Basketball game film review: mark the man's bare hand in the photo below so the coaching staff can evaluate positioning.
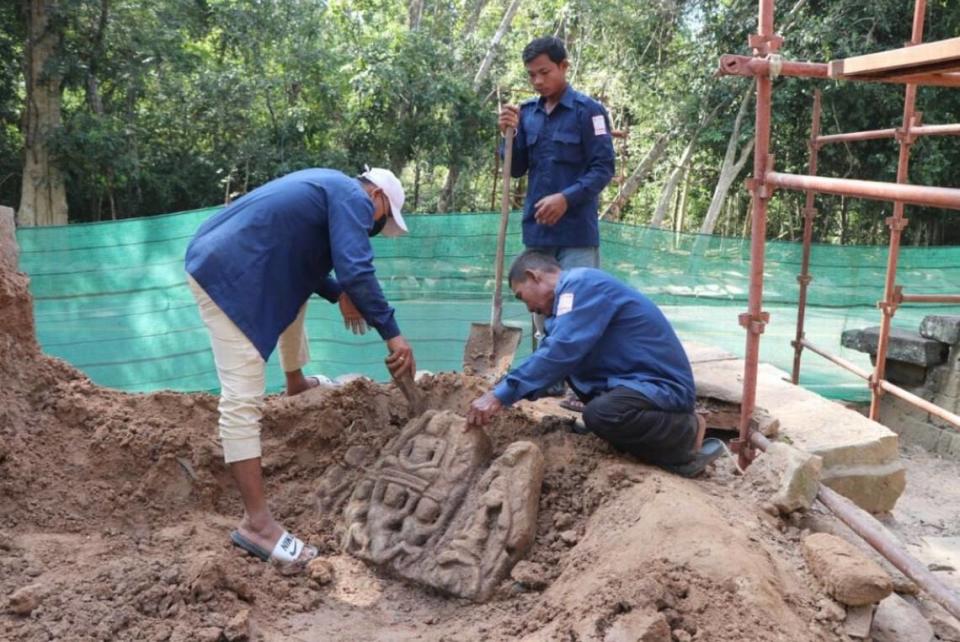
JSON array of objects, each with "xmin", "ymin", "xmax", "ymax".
[
  {"xmin": 385, "ymin": 335, "xmax": 416, "ymax": 378},
  {"xmin": 498, "ymin": 105, "xmax": 519, "ymax": 135},
  {"xmin": 466, "ymin": 391, "xmax": 503, "ymax": 429},
  {"xmin": 338, "ymin": 292, "xmax": 367, "ymax": 335},
  {"xmin": 534, "ymin": 193, "xmax": 568, "ymax": 226}
]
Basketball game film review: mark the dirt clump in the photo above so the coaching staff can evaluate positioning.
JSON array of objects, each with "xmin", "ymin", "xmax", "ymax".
[
  {"xmin": 0, "ymin": 247, "xmax": 850, "ymax": 641},
  {"xmin": 802, "ymin": 532, "xmax": 893, "ymax": 606}
]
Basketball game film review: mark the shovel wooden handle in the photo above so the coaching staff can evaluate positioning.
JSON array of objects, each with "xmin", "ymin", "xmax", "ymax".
[
  {"xmin": 492, "ymin": 127, "xmax": 514, "ymax": 331},
  {"xmin": 394, "ymin": 370, "xmax": 425, "ymax": 416}
]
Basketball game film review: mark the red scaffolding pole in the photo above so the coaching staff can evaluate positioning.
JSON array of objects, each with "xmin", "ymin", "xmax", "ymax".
[{"xmin": 720, "ymin": 0, "xmax": 960, "ymax": 619}]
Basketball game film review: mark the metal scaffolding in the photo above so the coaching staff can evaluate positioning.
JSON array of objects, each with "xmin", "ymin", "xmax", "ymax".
[{"xmin": 719, "ymin": 0, "xmax": 960, "ymax": 620}]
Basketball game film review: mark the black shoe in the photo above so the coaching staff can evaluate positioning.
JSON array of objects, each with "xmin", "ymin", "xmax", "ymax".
[{"xmin": 660, "ymin": 438, "xmax": 725, "ymax": 478}]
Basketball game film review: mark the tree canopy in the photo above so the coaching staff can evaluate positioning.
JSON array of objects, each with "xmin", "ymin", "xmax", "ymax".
[{"xmin": 4, "ymin": 0, "xmax": 960, "ymax": 244}]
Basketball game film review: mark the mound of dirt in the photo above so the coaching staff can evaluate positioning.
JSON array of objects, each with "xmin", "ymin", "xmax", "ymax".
[{"xmin": 0, "ymin": 239, "xmax": 843, "ymax": 641}]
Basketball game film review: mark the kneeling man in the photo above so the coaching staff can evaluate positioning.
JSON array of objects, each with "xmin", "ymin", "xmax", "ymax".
[{"xmin": 467, "ymin": 251, "xmax": 721, "ymax": 477}]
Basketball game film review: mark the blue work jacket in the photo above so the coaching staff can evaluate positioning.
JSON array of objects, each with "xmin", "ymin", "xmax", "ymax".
[
  {"xmin": 493, "ymin": 268, "xmax": 696, "ymax": 412},
  {"xmin": 185, "ymin": 169, "xmax": 400, "ymax": 361},
  {"xmin": 507, "ymin": 85, "xmax": 616, "ymax": 248}
]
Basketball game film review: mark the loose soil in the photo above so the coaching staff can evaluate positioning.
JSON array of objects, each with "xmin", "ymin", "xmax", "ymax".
[{"xmin": 1, "ymin": 256, "xmax": 952, "ymax": 642}]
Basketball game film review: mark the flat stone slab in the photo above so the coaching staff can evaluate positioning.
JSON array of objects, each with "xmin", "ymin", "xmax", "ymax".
[
  {"xmin": 871, "ymin": 593, "xmax": 935, "ymax": 642},
  {"xmin": 686, "ymin": 342, "xmax": 905, "ymax": 512},
  {"xmin": 920, "ymin": 315, "xmax": 960, "ymax": 346},
  {"xmin": 841, "ymin": 326, "xmax": 948, "ymax": 367},
  {"xmin": 342, "ymin": 410, "xmax": 544, "ymax": 601}
]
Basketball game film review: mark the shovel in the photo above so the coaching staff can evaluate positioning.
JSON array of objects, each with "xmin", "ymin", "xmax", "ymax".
[
  {"xmin": 388, "ymin": 357, "xmax": 426, "ymax": 416},
  {"xmin": 462, "ymin": 126, "xmax": 523, "ymax": 379}
]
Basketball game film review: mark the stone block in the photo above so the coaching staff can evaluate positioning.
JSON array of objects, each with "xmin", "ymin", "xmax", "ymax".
[
  {"xmin": 842, "ymin": 325, "xmax": 948, "ymax": 367},
  {"xmin": 871, "ymin": 357, "xmax": 927, "ymax": 386},
  {"xmin": 932, "ymin": 393, "xmax": 960, "ymax": 417},
  {"xmin": 918, "ymin": 599, "xmax": 960, "ymax": 642},
  {"xmin": 744, "ymin": 441, "xmax": 822, "ymax": 514},
  {"xmin": 939, "ymin": 432, "xmax": 960, "ymax": 459},
  {"xmin": 920, "ymin": 315, "xmax": 960, "ymax": 346},
  {"xmin": 879, "ymin": 393, "xmax": 930, "ymax": 427},
  {"xmin": 844, "ymin": 604, "xmax": 874, "ymax": 639},
  {"xmin": 871, "ymin": 594, "xmax": 934, "ymax": 642},
  {"xmin": 802, "ymin": 533, "xmax": 893, "ymax": 606},
  {"xmin": 889, "ymin": 414, "xmax": 947, "ymax": 453},
  {"xmin": 342, "ymin": 410, "xmax": 544, "ymax": 601},
  {"xmin": 691, "ymin": 355, "xmax": 905, "ymax": 512},
  {"xmin": 820, "ymin": 462, "xmax": 906, "ymax": 514}
]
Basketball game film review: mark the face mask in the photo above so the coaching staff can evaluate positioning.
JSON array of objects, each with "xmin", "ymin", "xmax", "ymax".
[{"xmin": 369, "ymin": 215, "xmax": 387, "ymax": 237}]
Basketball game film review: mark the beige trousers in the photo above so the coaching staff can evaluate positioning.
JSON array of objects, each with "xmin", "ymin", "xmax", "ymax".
[{"xmin": 188, "ymin": 275, "xmax": 309, "ymax": 463}]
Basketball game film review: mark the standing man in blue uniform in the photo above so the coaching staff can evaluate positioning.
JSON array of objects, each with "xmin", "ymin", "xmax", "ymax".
[
  {"xmin": 185, "ymin": 167, "xmax": 416, "ymax": 570},
  {"xmin": 467, "ymin": 251, "xmax": 721, "ymax": 477},
  {"xmin": 498, "ymin": 36, "xmax": 616, "ymax": 398}
]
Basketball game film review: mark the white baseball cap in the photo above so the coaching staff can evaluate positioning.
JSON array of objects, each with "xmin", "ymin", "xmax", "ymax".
[{"xmin": 360, "ymin": 166, "xmax": 408, "ymax": 237}]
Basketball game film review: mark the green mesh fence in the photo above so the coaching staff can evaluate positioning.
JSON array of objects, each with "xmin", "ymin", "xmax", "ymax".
[{"xmin": 16, "ymin": 209, "xmax": 960, "ymax": 400}]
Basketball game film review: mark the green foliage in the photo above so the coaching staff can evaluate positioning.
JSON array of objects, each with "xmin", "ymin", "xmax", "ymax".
[{"xmin": 3, "ymin": 0, "xmax": 960, "ymax": 245}]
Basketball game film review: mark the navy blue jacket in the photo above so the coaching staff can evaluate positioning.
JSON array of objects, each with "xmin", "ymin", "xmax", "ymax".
[
  {"xmin": 508, "ymin": 86, "xmax": 615, "ymax": 248},
  {"xmin": 185, "ymin": 169, "xmax": 400, "ymax": 361},
  {"xmin": 493, "ymin": 269, "xmax": 695, "ymax": 412}
]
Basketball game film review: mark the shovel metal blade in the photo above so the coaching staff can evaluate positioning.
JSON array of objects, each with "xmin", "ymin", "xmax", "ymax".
[{"xmin": 462, "ymin": 322, "xmax": 523, "ymax": 379}]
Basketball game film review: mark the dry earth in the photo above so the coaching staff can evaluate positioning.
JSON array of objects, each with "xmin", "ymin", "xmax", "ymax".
[{"xmin": 3, "ymin": 249, "xmax": 957, "ymax": 641}]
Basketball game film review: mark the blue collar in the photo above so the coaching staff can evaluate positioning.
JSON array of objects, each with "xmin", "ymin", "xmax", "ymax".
[{"xmin": 536, "ymin": 85, "xmax": 575, "ymax": 112}]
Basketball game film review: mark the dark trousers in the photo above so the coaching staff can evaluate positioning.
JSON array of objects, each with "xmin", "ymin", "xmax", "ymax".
[{"xmin": 580, "ymin": 386, "xmax": 697, "ymax": 466}]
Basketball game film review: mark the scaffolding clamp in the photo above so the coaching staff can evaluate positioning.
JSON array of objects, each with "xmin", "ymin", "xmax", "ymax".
[
  {"xmin": 893, "ymin": 285, "xmax": 905, "ymax": 305},
  {"xmin": 796, "ymin": 274, "xmax": 813, "ymax": 286},
  {"xmin": 738, "ymin": 311, "xmax": 770, "ymax": 335},
  {"xmin": 749, "ymin": 33, "xmax": 784, "ymax": 55},
  {"xmin": 745, "ymin": 177, "xmax": 774, "ymax": 200},
  {"xmin": 885, "ymin": 215, "xmax": 910, "ymax": 232},
  {"xmin": 877, "ymin": 299, "xmax": 900, "ymax": 315},
  {"xmin": 802, "ymin": 206, "xmax": 818, "ymax": 219},
  {"xmin": 767, "ymin": 54, "xmax": 784, "ymax": 80}
]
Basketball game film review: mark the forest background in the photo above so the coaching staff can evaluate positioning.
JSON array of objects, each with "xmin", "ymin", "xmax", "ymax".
[{"xmin": 3, "ymin": 0, "xmax": 960, "ymax": 245}]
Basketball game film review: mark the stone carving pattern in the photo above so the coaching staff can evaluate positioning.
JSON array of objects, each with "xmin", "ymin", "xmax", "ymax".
[{"xmin": 341, "ymin": 410, "xmax": 544, "ymax": 601}]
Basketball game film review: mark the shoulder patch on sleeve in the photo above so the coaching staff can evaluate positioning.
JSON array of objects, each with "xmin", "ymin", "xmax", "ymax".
[
  {"xmin": 557, "ymin": 292, "xmax": 575, "ymax": 316},
  {"xmin": 592, "ymin": 114, "xmax": 608, "ymax": 136}
]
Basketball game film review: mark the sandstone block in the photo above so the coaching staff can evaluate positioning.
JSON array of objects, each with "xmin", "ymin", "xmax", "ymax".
[
  {"xmin": 342, "ymin": 410, "xmax": 544, "ymax": 601},
  {"xmin": 842, "ymin": 326, "xmax": 947, "ymax": 367},
  {"xmin": 844, "ymin": 604, "xmax": 874, "ymax": 639},
  {"xmin": 802, "ymin": 533, "xmax": 893, "ymax": 606},
  {"xmin": 920, "ymin": 315, "xmax": 960, "ymax": 346},
  {"xmin": 744, "ymin": 441, "xmax": 822, "ymax": 514},
  {"xmin": 691, "ymin": 353, "xmax": 905, "ymax": 512},
  {"xmin": 871, "ymin": 594, "xmax": 934, "ymax": 642}
]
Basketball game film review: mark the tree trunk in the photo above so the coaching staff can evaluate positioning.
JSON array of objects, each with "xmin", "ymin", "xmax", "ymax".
[
  {"xmin": 408, "ymin": 0, "xmax": 423, "ymax": 29},
  {"xmin": 439, "ymin": 0, "xmax": 523, "ymax": 211},
  {"xmin": 699, "ymin": 85, "xmax": 754, "ymax": 237},
  {"xmin": 675, "ymin": 167, "xmax": 690, "ymax": 233},
  {"xmin": 437, "ymin": 164, "xmax": 461, "ymax": 212},
  {"xmin": 472, "ymin": 0, "xmax": 523, "ymax": 91},
  {"xmin": 463, "ymin": 0, "xmax": 489, "ymax": 37},
  {"xmin": 19, "ymin": 0, "xmax": 68, "ymax": 227},
  {"xmin": 600, "ymin": 134, "xmax": 668, "ymax": 221},
  {"xmin": 650, "ymin": 100, "xmax": 724, "ymax": 227},
  {"xmin": 651, "ymin": 141, "xmax": 695, "ymax": 228}
]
